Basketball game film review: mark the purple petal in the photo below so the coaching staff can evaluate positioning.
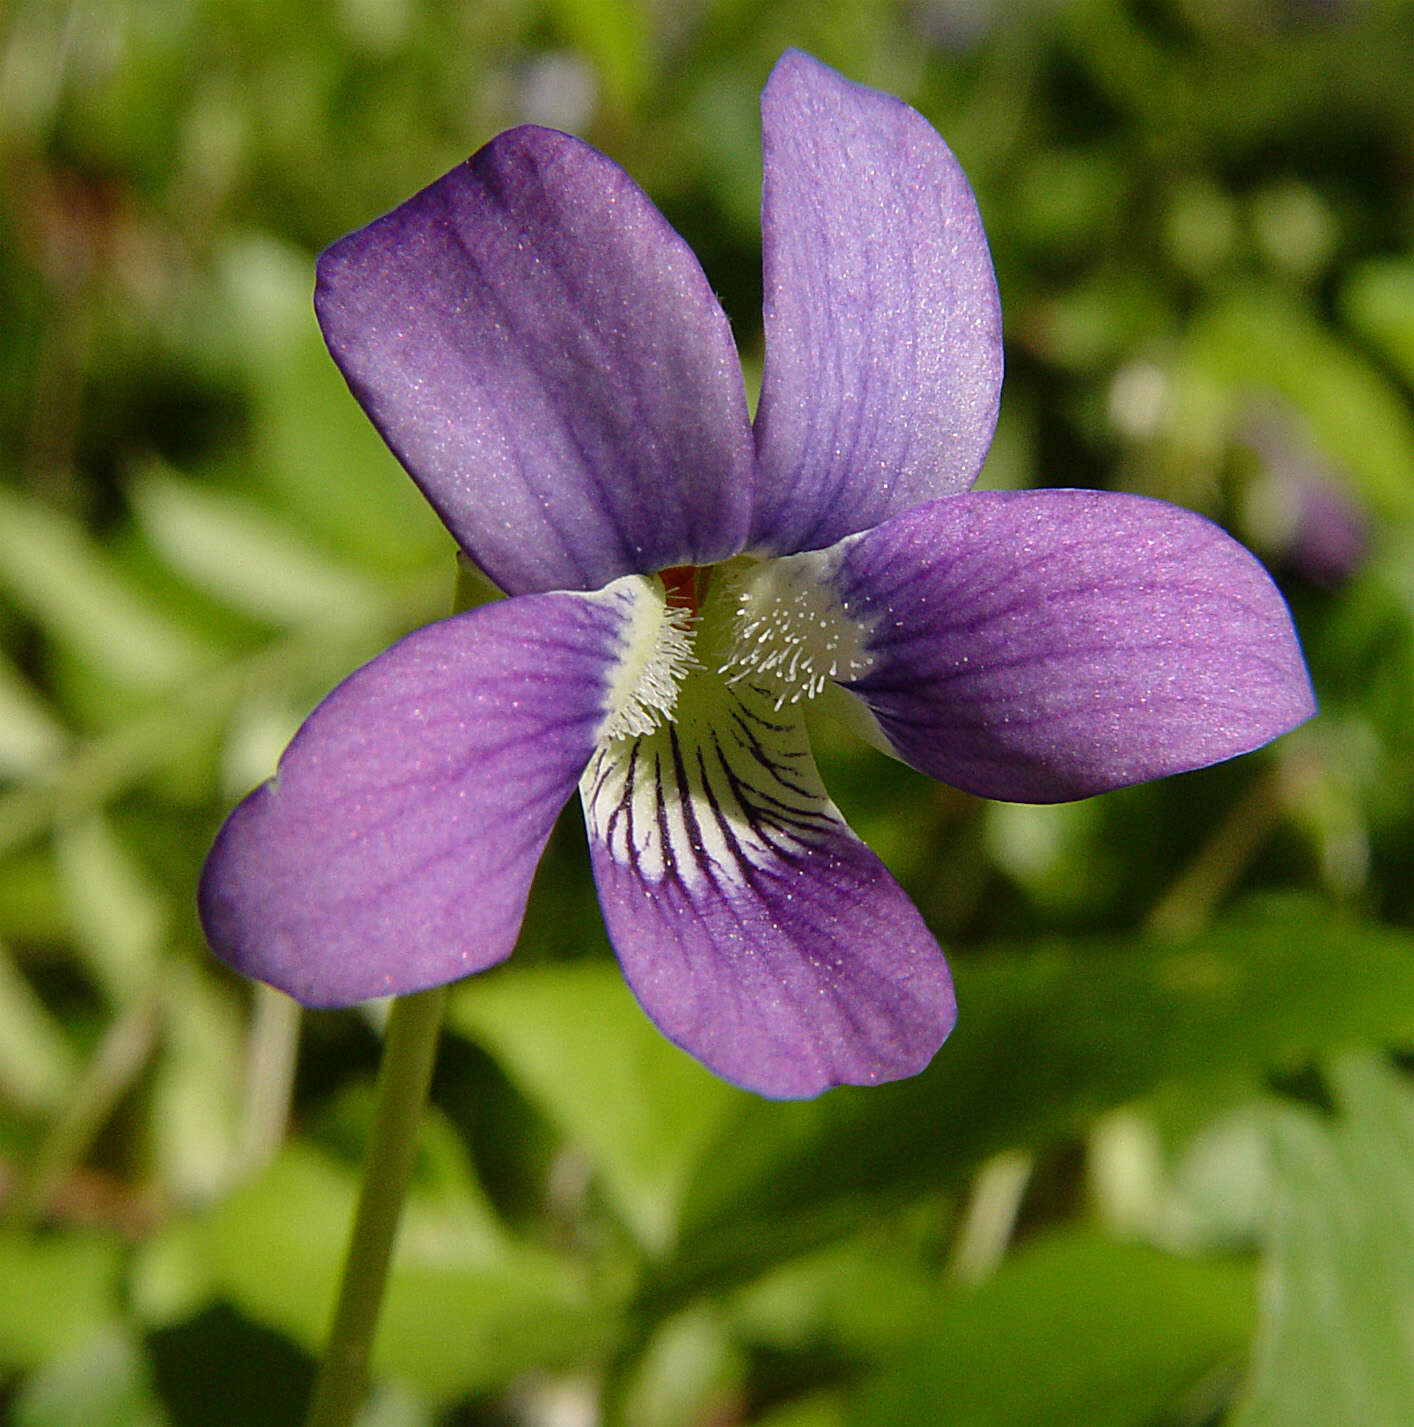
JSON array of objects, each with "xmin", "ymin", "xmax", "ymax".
[
  {"xmin": 200, "ymin": 583, "xmax": 656, "ymax": 1005},
  {"xmin": 828, "ymin": 490, "xmax": 1316, "ymax": 802},
  {"xmin": 315, "ymin": 129, "xmax": 755, "ymax": 596},
  {"xmin": 580, "ymin": 676, "xmax": 955, "ymax": 1098},
  {"xmin": 750, "ymin": 50, "xmax": 1003, "ymax": 556}
]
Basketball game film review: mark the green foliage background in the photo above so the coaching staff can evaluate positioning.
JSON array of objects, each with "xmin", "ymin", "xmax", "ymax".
[{"xmin": 2, "ymin": 0, "xmax": 1413, "ymax": 1423}]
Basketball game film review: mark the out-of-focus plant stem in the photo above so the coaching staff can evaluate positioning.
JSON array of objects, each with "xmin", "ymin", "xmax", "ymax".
[
  {"xmin": 6, "ymin": 984, "xmax": 161, "ymax": 1228},
  {"xmin": 1144, "ymin": 754, "xmax": 1313, "ymax": 939},
  {"xmin": 236, "ymin": 983, "xmax": 301, "ymax": 1176},
  {"xmin": 303, "ymin": 983, "xmax": 447, "ymax": 1427}
]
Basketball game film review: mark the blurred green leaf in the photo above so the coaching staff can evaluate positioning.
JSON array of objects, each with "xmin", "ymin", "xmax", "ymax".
[
  {"xmin": 53, "ymin": 815, "xmax": 166, "ymax": 1003},
  {"xmin": 0, "ymin": 488, "xmax": 215, "ymax": 694},
  {"xmin": 731, "ymin": 1234, "xmax": 941, "ymax": 1358},
  {"xmin": 0, "ymin": 847, "xmax": 65, "ymax": 942},
  {"xmin": 0, "ymin": 585, "xmax": 442, "ymax": 863},
  {"xmin": 678, "ymin": 898, "xmax": 1414, "ymax": 1279},
  {"xmin": 0, "ymin": 937, "xmax": 78, "ymax": 1115},
  {"xmin": 850, "ymin": 1232, "xmax": 1253, "ymax": 1427},
  {"xmin": 755, "ymin": 1394, "xmax": 847, "ymax": 1427},
  {"xmin": 19, "ymin": 989, "xmax": 162, "ymax": 1235},
  {"xmin": 1021, "ymin": 269, "xmax": 1170, "ymax": 372},
  {"xmin": 1011, "ymin": 148, "xmax": 1127, "ymax": 258},
  {"xmin": 544, "ymin": 0, "xmax": 647, "ymax": 112},
  {"xmin": 170, "ymin": 1139, "xmax": 613, "ymax": 1402},
  {"xmin": 620, "ymin": 1304, "xmax": 745, "ymax": 1427},
  {"xmin": 0, "ymin": 1229, "xmax": 124, "ymax": 1368},
  {"xmin": 9, "ymin": 1325, "xmax": 169, "ymax": 1427},
  {"xmin": 128, "ymin": 463, "xmax": 386, "ymax": 631},
  {"xmin": 0, "ymin": 651, "xmax": 66, "ymax": 780},
  {"xmin": 350, "ymin": 1382, "xmax": 433, "ymax": 1427},
  {"xmin": 1230, "ymin": 1054, "xmax": 1414, "ymax": 1427},
  {"xmin": 148, "ymin": 962, "xmax": 245, "ymax": 1203},
  {"xmin": 450, "ymin": 961, "xmax": 744, "ymax": 1255},
  {"xmin": 1183, "ymin": 289, "xmax": 1414, "ymax": 525},
  {"xmin": 1342, "ymin": 258, "xmax": 1414, "ymax": 392}
]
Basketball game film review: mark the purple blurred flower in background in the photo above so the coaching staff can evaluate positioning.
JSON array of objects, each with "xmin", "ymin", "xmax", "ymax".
[
  {"xmin": 1238, "ymin": 404, "xmax": 1368, "ymax": 588},
  {"xmin": 199, "ymin": 52, "xmax": 1314, "ymax": 1098}
]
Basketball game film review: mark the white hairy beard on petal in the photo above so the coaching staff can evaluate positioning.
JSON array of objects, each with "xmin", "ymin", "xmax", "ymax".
[
  {"xmin": 715, "ymin": 549, "xmax": 874, "ymax": 708},
  {"xmin": 593, "ymin": 574, "xmax": 699, "ymax": 742}
]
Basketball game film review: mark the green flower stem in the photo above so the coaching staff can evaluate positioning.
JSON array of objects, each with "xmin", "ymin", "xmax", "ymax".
[
  {"xmin": 304, "ymin": 562, "xmax": 474, "ymax": 1427},
  {"xmin": 304, "ymin": 982, "xmax": 448, "ymax": 1427}
]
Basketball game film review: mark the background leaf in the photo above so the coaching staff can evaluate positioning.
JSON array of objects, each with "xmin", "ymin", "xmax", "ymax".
[
  {"xmin": 0, "ymin": 1231, "xmax": 125, "ymax": 1369},
  {"xmin": 851, "ymin": 1232, "xmax": 1254, "ymax": 1427},
  {"xmin": 450, "ymin": 961, "xmax": 744, "ymax": 1255},
  {"xmin": 677, "ymin": 898, "xmax": 1414, "ymax": 1270},
  {"xmin": 3, "ymin": 1, "xmax": 1413, "ymax": 1421},
  {"xmin": 1231, "ymin": 1054, "xmax": 1414, "ymax": 1427}
]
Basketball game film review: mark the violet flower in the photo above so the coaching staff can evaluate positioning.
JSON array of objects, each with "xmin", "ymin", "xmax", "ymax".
[{"xmin": 199, "ymin": 52, "xmax": 1314, "ymax": 1098}]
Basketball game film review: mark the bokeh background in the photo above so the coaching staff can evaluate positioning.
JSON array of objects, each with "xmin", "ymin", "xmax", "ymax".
[{"xmin": 3, "ymin": 0, "xmax": 1413, "ymax": 1423}]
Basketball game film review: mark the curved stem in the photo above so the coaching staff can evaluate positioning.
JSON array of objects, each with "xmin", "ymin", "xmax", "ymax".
[{"xmin": 303, "ymin": 983, "xmax": 447, "ymax": 1427}]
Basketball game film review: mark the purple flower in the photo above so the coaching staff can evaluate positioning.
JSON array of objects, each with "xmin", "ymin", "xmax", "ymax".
[{"xmin": 198, "ymin": 52, "xmax": 1314, "ymax": 1098}]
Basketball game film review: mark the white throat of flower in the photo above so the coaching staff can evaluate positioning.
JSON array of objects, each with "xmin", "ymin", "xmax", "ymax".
[{"xmin": 596, "ymin": 552, "xmax": 873, "ymax": 743}]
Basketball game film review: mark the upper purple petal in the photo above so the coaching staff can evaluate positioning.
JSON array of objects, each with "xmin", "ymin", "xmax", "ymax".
[
  {"xmin": 828, "ymin": 489, "xmax": 1316, "ymax": 802},
  {"xmin": 199, "ymin": 584, "xmax": 652, "ymax": 1005},
  {"xmin": 750, "ymin": 51, "xmax": 1003, "ymax": 556},
  {"xmin": 580, "ymin": 676, "xmax": 955, "ymax": 1098},
  {"xmin": 315, "ymin": 129, "xmax": 756, "ymax": 596}
]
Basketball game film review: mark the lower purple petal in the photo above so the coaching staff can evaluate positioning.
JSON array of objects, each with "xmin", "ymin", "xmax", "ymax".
[
  {"xmin": 830, "ymin": 490, "xmax": 1316, "ymax": 802},
  {"xmin": 200, "ymin": 585, "xmax": 648, "ymax": 1006},
  {"xmin": 580, "ymin": 675, "xmax": 955, "ymax": 1098}
]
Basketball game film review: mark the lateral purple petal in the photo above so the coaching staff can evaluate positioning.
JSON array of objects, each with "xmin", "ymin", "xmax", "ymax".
[
  {"xmin": 751, "ymin": 50, "xmax": 1003, "ymax": 556},
  {"xmin": 199, "ymin": 588, "xmax": 641, "ymax": 1005},
  {"xmin": 315, "ymin": 128, "xmax": 756, "ymax": 596},
  {"xmin": 580, "ymin": 680, "xmax": 955, "ymax": 1098},
  {"xmin": 831, "ymin": 490, "xmax": 1316, "ymax": 803}
]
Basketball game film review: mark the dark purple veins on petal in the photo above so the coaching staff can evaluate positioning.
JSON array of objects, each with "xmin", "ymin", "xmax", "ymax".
[
  {"xmin": 580, "ymin": 678, "xmax": 956, "ymax": 1097},
  {"xmin": 829, "ymin": 489, "xmax": 1317, "ymax": 803}
]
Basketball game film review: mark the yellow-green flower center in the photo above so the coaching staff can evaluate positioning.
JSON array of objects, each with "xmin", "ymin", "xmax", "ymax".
[{"xmin": 598, "ymin": 551, "xmax": 873, "ymax": 745}]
